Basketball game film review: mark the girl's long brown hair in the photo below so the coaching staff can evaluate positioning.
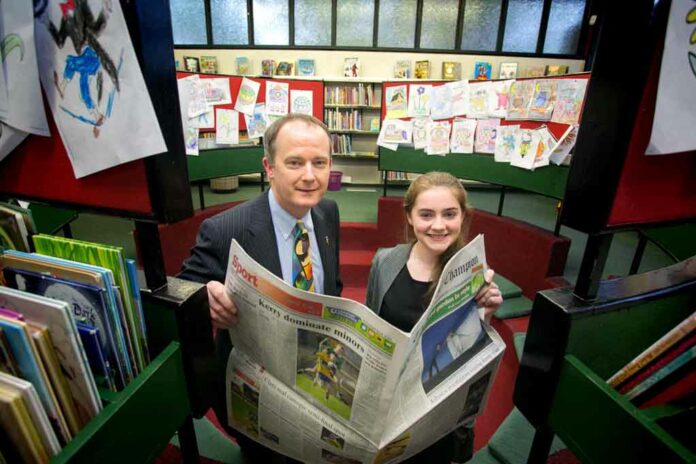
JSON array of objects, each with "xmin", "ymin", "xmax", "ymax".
[{"xmin": 403, "ymin": 172, "xmax": 473, "ymax": 303}]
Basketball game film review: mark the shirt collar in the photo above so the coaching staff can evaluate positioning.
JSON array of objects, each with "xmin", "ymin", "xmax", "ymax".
[{"xmin": 268, "ymin": 188, "xmax": 314, "ymax": 241}]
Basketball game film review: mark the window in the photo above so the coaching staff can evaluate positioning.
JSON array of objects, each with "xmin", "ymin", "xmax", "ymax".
[
  {"xmin": 377, "ymin": 0, "xmax": 417, "ymax": 48},
  {"xmin": 171, "ymin": 0, "xmax": 587, "ymax": 58},
  {"xmin": 253, "ymin": 0, "xmax": 289, "ymax": 46},
  {"xmin": 211, "ymin": 0, "xmax": 249, "ymax": 45},
  {"xmin": 295, "ymin": 0, "xmax": 332, "ymax": 46},
  {"xmin": 336, "ymin": 0, "xmax": 375, "ymax": 47}
]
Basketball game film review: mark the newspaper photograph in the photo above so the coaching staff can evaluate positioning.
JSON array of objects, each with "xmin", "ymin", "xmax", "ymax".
[{"xmin": 223, "ymin": 234, "xmax": 505, "ymax": 463}]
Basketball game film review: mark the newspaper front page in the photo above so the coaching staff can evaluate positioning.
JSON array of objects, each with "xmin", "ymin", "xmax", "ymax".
[{"xmin": 224, "ymin": 235, "xmax": 505, "ymax": 463}]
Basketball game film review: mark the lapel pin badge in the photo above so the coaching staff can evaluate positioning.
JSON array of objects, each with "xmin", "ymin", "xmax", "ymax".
[{"xmin": 324, "ymin": 236, "xmax": 330, "ymax": 246}]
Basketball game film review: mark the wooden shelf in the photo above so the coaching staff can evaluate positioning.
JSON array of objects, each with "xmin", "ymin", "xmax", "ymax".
[
  {"xmin": 324, "ymin": 104, "xmax": 381, "ymax": 110},
  {"xmin": 331, "ymin": 152, "xmax": 378, "ymax": 159}
]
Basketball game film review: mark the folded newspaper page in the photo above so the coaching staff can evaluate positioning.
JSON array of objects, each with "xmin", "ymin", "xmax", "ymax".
[{"xmin": 224, "ymin": 234, "xmax": 505, "ymax": 463}]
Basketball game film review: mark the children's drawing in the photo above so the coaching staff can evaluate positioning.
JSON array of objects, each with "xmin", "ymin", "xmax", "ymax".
[
  {"xmin": 430, "ymin": 85, "xmax": 453, "ymax": 120},
  {"xmin": 412, "ymin": 117, "xmax": 430, "ymax": 150},
  {"xmin": 474, "ymin": 119, "xmax": 500, "ymax": 154},
  {"xmin": 510, "ymin": 129, "xmax": 539, "ymax": 170},
  {"xmin": 494, "ymin": 124, "xmax": 520, "ymax": 163},
  {"xmin": 426, "ymin": 121, "xmax": 450, "ymax": 156},
  {"xmin": 290, "ymin": 90, "xmax": 313, "ymax": 115},
  {"xmin": 234, "ymin": 77, "xmax": 260, "ymax": 116},
  {"xmin": 215, "ymin": 108, "xmax": 239, "ymax": 145},
  {"xmin": 244, "ymin": 103, "xmax": 269, "ymax": 139},
  {"xmin": 533, "ymin": 126, "xmax": 558, "ymax": 168},
  {"xmin": 385, "ymin": 85, "xmax": 407, "ymax": 119},
  {"xmin": 185, "ymin": 126, "xmax": 199, "ymax": 156},
  {"xmin": 506, "ymin": 80, "xmax": 535, "ymax": 120},
  {"xmin": 488, "ymin": 80, "xmax": 513, "ymax": 118},
  {"xmin": 450, "ymin": 118, "xmax": 477, "ymax": 154},
  {"xmin": 408, "ymin": 84, "xmax": 432, "ymax": 118},
  {"xmin": 202, "ymin": 78, "xmax": 232, "ymax": 105},
  {"xmin": 467, "ymin": 82, "xmax": 491, "ymax": 119},
  {"xmin": 34, "ymin": 0, "xmax": 166, "ymax": 178},
  {"xmin": 528, "ymin": 79, "xmax": 558, "ymax": 121},
  {"xmin": 549, "ymin": 125, "xmax": 578, "ymax": 165},
  {"xmin": 551, "ymin": 79, "xmax": 588, "ymax": 125},
  {"xmin": 448, "ymin": 80, "xmax": 469, "ymax": 117},
  {"xmin": 265, "ymin": 81, "xmax": 289, "ymax": 116}
]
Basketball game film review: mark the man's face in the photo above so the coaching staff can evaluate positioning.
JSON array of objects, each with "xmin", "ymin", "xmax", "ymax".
[{"xmin": 263, "ymin": 121, "xmax": 332, "ymax": 218}]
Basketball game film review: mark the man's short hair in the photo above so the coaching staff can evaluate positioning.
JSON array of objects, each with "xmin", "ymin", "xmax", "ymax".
[{"xmin": 263, "ymin": 114, "xmax": 331, "ymax": 165}]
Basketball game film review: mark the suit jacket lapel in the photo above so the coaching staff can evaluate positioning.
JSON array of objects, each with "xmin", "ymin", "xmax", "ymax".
[
  {"xmin": 248, "ymin": 192, "xmax": 283, "ymax": 278},
  {"xmin": 312, "ymin": 205, "xmax": 335, "ymax": 293}
]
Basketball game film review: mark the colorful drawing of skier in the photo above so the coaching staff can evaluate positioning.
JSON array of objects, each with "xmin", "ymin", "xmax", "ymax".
[{"xmin": 43, "ymin": 0, "xmax": 121, "ymax": 138}]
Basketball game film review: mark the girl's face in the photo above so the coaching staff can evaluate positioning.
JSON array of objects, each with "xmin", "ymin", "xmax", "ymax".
[{"xmin": 407, "ymin": 186, "xmax": 464, "ymax": 257}]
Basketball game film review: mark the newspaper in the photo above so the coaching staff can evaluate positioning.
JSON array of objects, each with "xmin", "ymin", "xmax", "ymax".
[{"xmin": 224, "ymin": 234, "xmax": 505, "ymax": 464}]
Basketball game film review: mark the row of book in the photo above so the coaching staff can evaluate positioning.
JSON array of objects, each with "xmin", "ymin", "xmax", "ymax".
[
  {"xmin": 325, "ymin": 83, "xmax": 378, "ymax": 107},
  {"xmin": 607, "ymin": 310, "xmax": 696, "ymax": 409},
  {"xmin": 324, "ymin": 109, "xmax": 366, "ymax": 132},
  {"xmin": 0, "ymin": 214, "xmax": 150, "ymax": 460},
  {"xmin": 330, "ymin": 134, "xmax": 353, "ymax": 155},
  {"xmin": 397, "ymin": 60, "xmax": 569, "ymax": 81}
]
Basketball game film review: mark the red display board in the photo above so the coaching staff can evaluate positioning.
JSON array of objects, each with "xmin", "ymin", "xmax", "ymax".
[
  {"xmin": 380, "ymin": 74, "xmax": 591, "ymax": 142},
  {"xmin": 608, "ymin": 57, "xmax": 696, "ymax": 227},
  {"xmin": 0, "ymin": 112, "xmax": 153, "ymax": 216},
  {"xmin": 176, "ymin": 72, "xmax": 325, "ymax": 133}
]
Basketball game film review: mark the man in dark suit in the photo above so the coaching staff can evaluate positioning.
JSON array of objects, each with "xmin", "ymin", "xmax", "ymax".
[{"xmin": 179, "ymin": 113, "xmax": 342, "ymax": 462}]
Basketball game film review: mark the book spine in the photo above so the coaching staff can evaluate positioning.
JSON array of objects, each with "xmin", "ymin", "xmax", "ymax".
[
  {"xmin": 625, "ymin": 346, "xmax": 696, "ymax": 400},
  {"xmin": 607, "ymin": 311, "xmax": 696, "ymax": 387}
]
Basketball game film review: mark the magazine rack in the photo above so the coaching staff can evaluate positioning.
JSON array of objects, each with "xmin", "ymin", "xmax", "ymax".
[
  {"xmin": 514, "ymin": 1, "xmax": 696, "ymax": 462},
  {"xmin": 0, "ymin": 1, "xmax": 214, "ymax": 462}
]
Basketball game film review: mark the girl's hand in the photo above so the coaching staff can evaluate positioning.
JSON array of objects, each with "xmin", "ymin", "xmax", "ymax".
[{"xmin": 475, "ymin": 269, "xmax": 503, "ymax": 323}]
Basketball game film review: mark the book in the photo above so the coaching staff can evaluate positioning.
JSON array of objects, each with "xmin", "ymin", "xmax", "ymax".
[
  {"xmin": 498, "ymin": 62, "xmax": 518, "ymax": 79},
  {"xmin": 415, "ymin": 60, "xmax": 430, "ymax": 79},
  {"xmin": 261, "ymin": 59, "xmax": 275, "ymax": 77},
  {"xmin": 394, "ymin": 60, "xmax": 411, "ymax": 79},
  {"xmin": 236, "ymin": 56, "xmax": 251, "ymax": 75},
  {"xmin": 0, "ymin": 371, "xmax": 61, "ymax": 456},
  {"xmin": 275, "ymin": 61, "xmax": 294, "ymax": 76},
  {"xmin": 626, "ymin": 347, "xmax": 696, "ymax": 401},
  {"xmin": 27, "ymin": 322, "xmax": 82, "ymax": 436},
  {"xmin": 638, "ymin": 368, "xmax": 696, "ymax": 408},
  {"xmin": 77, "ymin": 322, "xmax": 115, "ymax": 392},
  {"xmin": 199, "ymin": 55, "xmax": 218, "ymax": 74},
  {"xmin": 344, "ymin": 57, "xmax": 360, "ymax": 77},
  {"xmin": 608, "ymin": 310, "xmax": 696, "ymax": 387},
  {"xmin": 473, "ymin": 61, "xmax": 492, "ymax": 80},
  {"xmin": 442, "ymin": 61, "xmax": 461, "ymax": 80},
  {"xmin": 297, "ymin": 59, "xmax": 316, "ymax": 76},
  {"xmin": 0, "ymin": 327, "xmax": 20, "ymax": 376},
  {"xmin": 0, "ymin": 209, "xmax": 28, "ymax": 252},
  {"xmin": 526, "ymin": 66, "xmax": 546, "ymax": 78},
  {"xmin": 0, "ymin": 383, "xmax": 50, "ymax": 463},
  {"xmin": 545, "ymin": 65, "xmax": 569, "ymax": 76},
  {"xmin": 183, "ymin": 56, "xmax": 200, "ymax": 73},
  {"xmin": 0, "ymin": 251, "xmax": 134, "ymax": 386}
]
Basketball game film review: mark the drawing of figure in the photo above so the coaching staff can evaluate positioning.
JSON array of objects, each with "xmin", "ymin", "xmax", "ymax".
[{"xmin": 44, "ymin": 0, "xmax": 121, "ymax": 138}]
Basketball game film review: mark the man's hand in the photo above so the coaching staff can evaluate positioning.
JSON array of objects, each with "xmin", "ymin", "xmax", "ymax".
[
  {"xmin": 206, "ymin": 281, "xmax": 238, "ymax": 328},
  {"xmin": 475, "ymin": 269, "xmax": 503, "ymax": 323}
]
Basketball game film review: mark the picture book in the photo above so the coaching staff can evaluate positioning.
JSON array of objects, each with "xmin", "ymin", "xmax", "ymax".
[
  {"xmin": 344, "ymin": 57, "xmax": 360, "ymax": 77},
  {"xmin": 487, "ymin": 80, "xmax": 513, "ymax": 119},
  {"xmin": 467, "ymin": 81, "xmax": 491, "ymax": 119},
  {"xmin": 448, "ymin": 80, "xmax": 469, "ymax": 117},
  {"xmin": 266, "ymin": 81, "xmax": 290, "ymax": 116},
  {"xmin": 0, "ymin": 314, "xmax": 71, "ymax": 444},
  {"xmin": 527, "ymin": 79, "xmax": 558, "ymax": 121},
  {"xmin": 261, "ymin": 59, "xmax": 276, "ymax": 77},
  {"xmin": 200, "ymin": 55, "xmax": 218, "ymax": 74},
  {"xmin": 0, "ymin": 202, "xmax": 36, "ymax": 239},
  {"xmin": 526, "ymin": 66, "xmax": 546, "ymax": 78},
  {"xmin": 473, "ymin": 61, "xmax": 492, "ymax": 80},
  {"xmin": 236, "ymin": 56, "xmax": 251, "ymax": 75},
  {"xmin": 27, "ymin": 321, "xmax": 83, "ymax": 435},
  {"xmin": 32, "ymin": 234, "xmax": 146, "ymax": 376},
  {"xmin": 625, "ymin": 346, "xmax": 696, "ymax": 401},
  {"xmin": 510, "ymin": 128, "xmax": 541, "ymax": 170},
  {"xmin": 474, "ymin": 118, "xmax": 500, "ymax": 154},
  {"xmin": 0, "ymin": 287, "xmax": 102, "ymax": 426},
  {"xmin": 551, "ymin": 78, "xmax": 588, "ymax": 125},
  {"xmin": 2, "ymin": 266, "xmax": 122, "ymax": 390},
  {"xmin": 394, "ymin": 60, "xmax": 412, "ymax": 79},
  {"xmin": 297, "ymin": 59, "xmax": 316, "ymax": 76},
  {"xmin": 0, "ymin": 251, "xmax": 134, "ymax": 386},
  {"xmin": 0, "ymin": 382, "xmax": 50, "ymax": 463},
  {"xmin": 545, "ymin": 65, "xmax": 569, "ymax": 76},
  {"xmin": 426, "ymin": 120, "xmax": 451, "ymax": 155},
  {"xmin": 494, "ymin": 124, "xmax": 521, "ymax": 162},
  {"xmin": 0, "ymin": 326, "xmax": 21, "ymax": 376},
  {"xmin": 0, "ymin": 371, "xmax": 61, "ymax": 456},
  {"xmin": 234, "ymin": 77, "xmax": 261, "ymax": 116},
  {"xmin": 0, "ymin": 209, "xmax": 29, "ymax": 252},
  {"xmin": 450, "ymin": 118, "xmax": 477, "ymax": 154},
  {"xmin": 385, "ymin": 85, "xmax": 408, "ymax": 119},
  {"xmin": 442, "ymin": 61, "xmax": 461, "ymax": 80},
  {"xmin": 430, "ymin": 84, "xmax": 453, "ymax": 120},
  {"xmin": 291, "ymin": 90, "xmax": 314, "ymax": 115},
  {"xmin": 275, "ymin": 61, "xmax": 295, "ymax": 76},
  {"xmin": 506, "ymin": 80, "xmax": 535, "ymax": 120},
  {"xmin": 408, "ymin": 84, "xmax": 432, "ymax": 118},
  {"xmin": 77, "ymin": 322, "xmax": 115, "ymax": 392},
  {"xmin": 498, "ymin": 62, "xmax": 518, "ymax": 79},
  {"xmin": 415, "ymin": 60, "xmax": 431, "ymax": 79},
  {"xmin": 183, "ymin": 56, "xmax": 200, "ymax": 73}
]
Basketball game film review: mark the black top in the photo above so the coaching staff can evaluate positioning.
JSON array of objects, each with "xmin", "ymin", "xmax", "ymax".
[{"xmin": 380, "ymin": 264, "xmax": 430, "ymax": 332}]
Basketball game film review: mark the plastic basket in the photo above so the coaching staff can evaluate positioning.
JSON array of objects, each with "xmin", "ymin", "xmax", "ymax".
[{"xmin": 328, "ymin": 171, "xmax": 343, "ymax": 191}]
